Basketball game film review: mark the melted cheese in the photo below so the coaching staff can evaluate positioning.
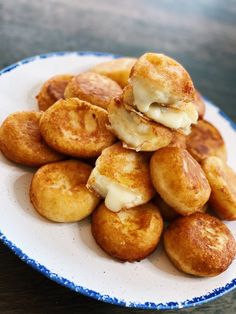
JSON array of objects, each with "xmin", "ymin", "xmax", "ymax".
[
  {"xmin": 89, "ymin": 169, "xmax": 141, "ymax": 212},
  {"xmin": 131, "ymin": 77, "xmax": 198, "ymax": 134},
  {"xmin": 145, "ymin": 104, "xmax": 198, "ymax": 131},
  {"xmin": 132, "ymin": 78, "xmax": 170, "ymax": 112}
]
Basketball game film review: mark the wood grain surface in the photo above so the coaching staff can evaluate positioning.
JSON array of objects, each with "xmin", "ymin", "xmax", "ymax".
[{"xmin": 0, "ymin": 0, "xmax": 236, "ymax": 313}]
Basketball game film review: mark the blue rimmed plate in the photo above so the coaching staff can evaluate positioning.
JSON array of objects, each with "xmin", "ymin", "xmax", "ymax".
[{"xmin": 0, "ymin": 51, "xmax": 235, "ymax": 310}]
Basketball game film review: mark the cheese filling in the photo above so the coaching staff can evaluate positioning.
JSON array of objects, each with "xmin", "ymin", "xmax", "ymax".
[
  {"xmin": 89, "ymin": 169, "xmax": 142, "ymax": 212},
  {"xmin": 132, "ymin": 78, "xmax": 198, "ymax": 134},
  {"xmin": 145, "ymin": 104, "xmax": 198, "ymax": 131}
]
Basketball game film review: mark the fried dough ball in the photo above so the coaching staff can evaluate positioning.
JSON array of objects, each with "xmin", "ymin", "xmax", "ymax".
[
  {"xmin": 194, "ymin": 90, "xmax": 206, "ymax": 119},
  {"xmin": 150, "ymin": 147, "xmax": 211, "ymax": 216},
  {"xmin": 92, "ymin": 202, "xmax": 163, "ymax": 261},
  {"xmin": 0, "ymin": 112, "xmax": 64, "ymax": 167},
  {"xmin": 108, "ymin": 96, "xmax": 173, "ymax": 151},
  {"xmin": 186, "ymin": 120, "xmax": 227, "ymax": 162},
  {"xmin": 36, "ymin": 74, "xmax": 74, "ymax": 111},
  {"xmin": 90, "ymin": 57, "xmax": 137, "ymax": 88},
  {"xmin": 30, "ymin": 160, "xmax": 100, "ymax": 222},
  {"xmin": 87, "ymin": 142, "xmax": 155, "ymax": 212},
  {"xmin": 39, "ymin": 98, "xmax": 116, "ymax": 158},
  {"xmin": 164, "ymin": 213, "xmax": 236, "ymax": 276},
  {"xmin": 202, "ymin": 156, "xmax": 236, "ymax": 220},
  {"xmin": 126, "ymin": 53, "xmax": 198, "ymax": 135},
  {"xmin": 64, "ymin": 72, "xmax": 122, "ymax": 110}
]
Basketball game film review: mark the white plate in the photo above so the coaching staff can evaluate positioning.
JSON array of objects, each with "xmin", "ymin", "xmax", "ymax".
[{"xmin": 0, "ymin": 51, "xmax": 236, "ymax": 310}]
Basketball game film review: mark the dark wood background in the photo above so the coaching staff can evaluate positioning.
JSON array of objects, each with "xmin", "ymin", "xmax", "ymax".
[{"xmin": 0, "ymin": 0, "xmax": 236, "ymax": 313}]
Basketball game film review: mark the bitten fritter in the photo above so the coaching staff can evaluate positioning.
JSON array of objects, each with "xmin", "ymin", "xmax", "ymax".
[
  {"xmin": 64, "ymin": 72, "xmax": 122, "ymax": 110},
  {"xmin": 150, "ymin": 147, "xmax": 211, "ymax": 216},
  {"xmin": 30, "ymin": 160, "xmax": 100, "ymax": 222},
  {"xmin": 36, "ymin": 74, "xmax": 74, "ymax": 111},
  {"xmin": 39, "ymin": 98, "xmax": 116, "ymax": 158},
  {"xmin": 126, "ymin": 53, "xmax": 198, "ymax": 135},
  {"xmin": 92, "ymin": 202, "xmax": 163, "ymax": 261},
  {"xmin": 186, "ymin": 120, "xmax": 227, "ymax": 162},
  {"xmin": 87, "ymin": 142, "xmax": 155, "ymax": 212},
  {"xmin": 0, "ymin": 112, "xmax": 64, "ymax": 167},
  {"xmin": 202, "ymin": 156, "xmax": 236, "ymax": 220},
  {"xmin": 90, "ymin": 57, "xmax": 137, "ymax": 88},
  {"xmin": 108, "ymin": 96, "xmax": 173, "ymax": 151},
  {"xmin": 164, "ymin": 213, "xmax": 236, "ymax": 276}
]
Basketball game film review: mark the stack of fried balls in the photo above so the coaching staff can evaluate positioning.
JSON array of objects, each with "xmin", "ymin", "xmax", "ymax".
[{"xmin": 1, "ymin": 53, "xmax": 236, "ymax": 277}]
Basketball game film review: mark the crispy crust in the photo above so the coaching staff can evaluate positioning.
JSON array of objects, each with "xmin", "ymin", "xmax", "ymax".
[
  {"xmin": 150, "ymin": 147, "xmax": 211, "ymax": 215},
  {"xmin": 108, "ymin": 96, "xmax": 173, "ymax": 151},
  {"xmin": 64, "ymin": 72, "xmax": 122, "ymax": 110},
  {"xmin": 0, "ymin": 112, "xmax": 64, "ymax": 167},
  {"xmin": 186, "ymin": 120, "xmax": 227, "ymax": 162},
  {"xmin": 87, "ymin": 142, "xmax": 155, "ymax": 203},
  {"xmin": 92, "ymin": 202, "xmax": 163, "ymax": 261},
  {"xmin": 164, "ymin": 213, "xmax": 236, "ymax": 276},
  {"xmin": 202, "ymin": 156, "xmax": 236, "ymax": 220},
  {"xmin": 39, "ymin": 98, "xmax": 116, "ymax": 158},
  {"xmin": 90, "ymin": 57, "xmax": 137, "ymax": 88},
  {"xmin": 30, "ymin": 160, "xmax": 100, "ymax": 222},
  {"xmin": 36, "ymin": 74, "xmax": 74, "ymax": 111},
  {"xmin": 167, "ymin": 131, "xmax": 186, "ymax": 149}
]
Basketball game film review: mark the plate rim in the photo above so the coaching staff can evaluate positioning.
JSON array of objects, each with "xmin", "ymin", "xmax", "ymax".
[{"xmin": 0, "ymin": 50, "xmax": 236, "ymax": 310}]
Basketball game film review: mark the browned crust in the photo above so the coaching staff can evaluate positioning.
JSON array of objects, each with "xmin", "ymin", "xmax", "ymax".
[
  {"xmin": 39, "ymin": 98, "xmax": 116, "ymax": 158},
  {"xmin": 92, "ymin": 202, "xmax": 163, "ymax": 261},
  {"xmin": 64, "ymin": 72, "xmax": 122, "ymax": 110},
  {"xmin": 30, "ymin": 160, "xmax": 100, "ymax": 222},
  {"xmin": 164, "ymin": 213, "xmax": 236, "ymax": 276},
  {"xmin": 202, "ymin": 156, "xmax": 236, "ymax": 220},
  {"xmin": 0, "ymin": 111, "xmax": 64, "ymax": 167},
  {"xmin": 186, "ymin": 119, "xmax": 227, "ymax": 162},
  {"xmin": 90, "ymin": 57, "xmax": 137, "ymax": 88},
  {"xmin": 150, "ymin": 147, "xmax": 211, "ymax": 215},
  {"xmin": 36, "ymin": 74, "xmax": 74, "ymax": 111},
  {"xmin": 167, "ymin": 131, "xmax": 186, "ymax": 149}
]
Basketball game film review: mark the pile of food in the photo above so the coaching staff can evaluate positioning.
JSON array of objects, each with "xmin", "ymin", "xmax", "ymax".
[{"xmin": 0, "ymin": 53, "xmax": 236, "ymax": 277}]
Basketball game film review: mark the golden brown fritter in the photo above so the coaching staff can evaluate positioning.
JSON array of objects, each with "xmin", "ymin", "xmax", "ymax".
[
  {"xmin": 92, "ymin": 202, "xmax": 163, "ymax": 261},
  {"xmin": 129, "ymin": 53, "xmax": 196, "ymax": 108},
  {"xmin": 108, "ymin": 96, "xmax": 173, "ymax": 151},
  {"xmin": 36, "ymin": 74, "xmax": 74, "ymax": 111},
  {"xmin": 90, "ymin": 57, "xmax": 137, "ymax": 88},
  {"xmin": 164, "ymin": 213, "xmax": 236, "ymax": 276},
  {"xmin": 87, "ymin": 142, "xmax": 155, "ymax": 212},
  {"xmin": 0, "ymin": 112, "xmax": 64, "ymax": 167},
  {"xmin": 202, "ymin": 156, "xmax": 236, "ymax": 220},
  {"xmin": 64, "ymin": 72, "xmax": 122, "ymax": 110},
  {"xmin": 39, "ymin": 98, "xmax": 116, "ymax": 158},
  {"xmin": 186, "ymin": 119, "xmax": 227, "ymax": 162},
  {"xmin": 150, "ymin": 147, "xmax": 211, "ymax": 216},
  {"xmin": 30, "ymin": 160, "xmax": 100, "ymax": 222},
  {"xmin": 122, "ymin": 54, "xmax": 198, "ymax": 135}
]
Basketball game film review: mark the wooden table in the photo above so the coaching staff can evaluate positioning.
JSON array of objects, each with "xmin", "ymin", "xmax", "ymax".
[{"xmin": 0, "ymin": 0, "xmax": 236, "ymax": 313}]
